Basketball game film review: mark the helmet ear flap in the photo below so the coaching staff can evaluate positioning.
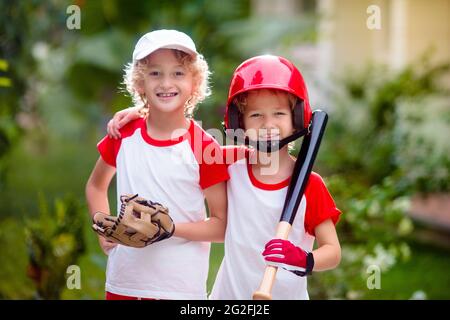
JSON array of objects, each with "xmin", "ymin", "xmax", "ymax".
[
  {"xmin": 293, "ymin": 99, "xmax": 305, "ymax": 131},
  {"xmin": 228, "ymin": 103, "xmax": 241, "ymax": 130}
]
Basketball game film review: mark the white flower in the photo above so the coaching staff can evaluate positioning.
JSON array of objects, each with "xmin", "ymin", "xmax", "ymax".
[
  {"xmin": 368, "ymin": 201, "xmax": 381, "ymax": 217},
  {"xmin": 398, "ymin": 217, "xmax": 414, "ymax": 236},
  {"xmin": 32, "ymin": 42, "xmax": 49, "ymax": 61},
  {"xmin": 392, "ymin": 197, "xmax": 411, "ymax": 212},
  {"xmin": 363, "ymin": 244, "xmax": 396, "ymax": 272},
  {"xmin": 410, "ymin": 290, "xmax": 427, "ymax": 300}
]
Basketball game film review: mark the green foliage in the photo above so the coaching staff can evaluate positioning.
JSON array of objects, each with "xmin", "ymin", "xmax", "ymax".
[
  {"xmin": 331, "ymin": 177, "xmax": 413, "ymax": 243},
  {"xmin": 220, "ymin": 14, "xmax": 317, "ymax": 57},
  {"xmin": 363, "ymin": 242, "xmax": 450, "ymax": 299},
  {"xmin": 0, "ymin": 218, "xmax": 35, "ymax": 299},
  {"xmin": 311, "ymin": 55, "xmax": 450, "ymax": 299},
  {"xmin": 0, "ymin": 57, "xmax": 22, "ymax": 188},
  {"xmin": 309, "ymin": 176, "xmax": 415, "ymax": 299},
  {"xmin": 320, "ymin": 55, "xmax": 450, "ymax": 191},
  {"xmin": 61, "ymin": 213, "xmax": 109, "ymax": 300},
  {"xmin": 66, "ymin": 0, "xmax": 252, "ymax": 130},
  {"xmin": 25, "ymin": 194, "xmax": 86, "ymax": 299},
  {"xmin": 0, "ymin": 0, "xmax": 69, "ymax": 190},
  {"xmin": 394, "ymin": 95, "xmax": 450, "ymax": 194},
  {"xmin": 310, "ymin": 240, "xmax": 450, "ymax": 300}
]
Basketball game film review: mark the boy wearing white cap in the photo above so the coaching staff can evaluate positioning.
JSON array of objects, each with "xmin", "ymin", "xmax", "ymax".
[{"xmin": 86, "ymin": 29, "xmax": 229, "ymax": 300}]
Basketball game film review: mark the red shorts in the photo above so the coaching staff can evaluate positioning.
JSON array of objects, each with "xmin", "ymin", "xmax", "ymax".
[{"xmin": 105, "ymin": 291, "xmax": 158, "ymax": 300}]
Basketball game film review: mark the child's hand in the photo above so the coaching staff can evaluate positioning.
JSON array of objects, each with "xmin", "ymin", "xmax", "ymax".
[
  {"xmin": 107, "ymin": 106, "xmax": 142, "ymax": 139},
  {"xmin": 97, "ymin": 235, "xmax": 118, "ymax": 255},
  {"xmin": 262, "ymin": 239, "xmax": 314, "ymax": 277}
]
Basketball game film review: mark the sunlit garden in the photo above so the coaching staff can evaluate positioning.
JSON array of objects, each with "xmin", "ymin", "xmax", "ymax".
[{"xmin": 1, "ymin": 1, "xmax": 449, "ymax": 300}]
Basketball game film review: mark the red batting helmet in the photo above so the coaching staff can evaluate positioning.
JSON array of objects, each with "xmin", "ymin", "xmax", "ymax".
[{"xmin": 224, "ymin": 55, "xmax": 312, "ymax": 132}]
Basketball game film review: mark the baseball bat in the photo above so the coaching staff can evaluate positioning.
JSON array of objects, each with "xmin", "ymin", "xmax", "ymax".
[{"xmin": 252, "ymin": 110, "xmax": 328, "ymax": 300}]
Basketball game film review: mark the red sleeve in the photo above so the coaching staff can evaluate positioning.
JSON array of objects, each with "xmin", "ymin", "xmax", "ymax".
[
  {"xmin": 199, "ymin": 141, "xmax": 230, "ymax": 189},
  {"xmin": 97, "ymin": 135, "xmax": 121, "ymax": 167},
  {"xmin": 304, "ymin": 172, "xmax": 342, "ymax": 236},
  {"xmin": 96, "ymin": 118, "xmax": 142, "ymax": 167},
  {"xmin": 190, "ymin": 122, "xmax": 230, "ymax": 190}
]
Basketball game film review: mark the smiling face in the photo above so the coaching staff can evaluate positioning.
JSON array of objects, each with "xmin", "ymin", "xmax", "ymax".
[
  {"xmin": 137, "ymin": 49, "xmax": 194, "ymax": 114},
  {"xmin": 241, "ymin": 89, "xmax": 295, "ymax": 142}
]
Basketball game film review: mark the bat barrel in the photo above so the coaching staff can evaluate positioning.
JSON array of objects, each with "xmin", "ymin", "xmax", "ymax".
[{"xmin": 280, "ymin": 110, "xmax": 328, "ymax": 224}]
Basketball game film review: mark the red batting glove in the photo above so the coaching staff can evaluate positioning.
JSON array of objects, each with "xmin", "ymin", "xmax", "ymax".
[{"xmin": 262, "ymin": 239, "xmax": 314, "ymax": 277}]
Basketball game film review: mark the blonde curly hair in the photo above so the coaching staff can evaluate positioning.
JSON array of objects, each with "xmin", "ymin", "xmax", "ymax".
[{"xmin": 123, "ymin": 49, "xmax": 211, "ymax": 118}]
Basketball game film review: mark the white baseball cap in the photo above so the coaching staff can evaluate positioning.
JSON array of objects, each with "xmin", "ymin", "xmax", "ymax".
[{"xmin": 132, "ymin": 29, "xmax": 198, "ymax": 62}]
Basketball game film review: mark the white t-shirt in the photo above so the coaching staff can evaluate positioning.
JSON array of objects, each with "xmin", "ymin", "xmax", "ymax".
[
  {"xmin": 97, "ymin": 118, "xmax": 229, "ymax": 300},
  {"xmin": 210, "ymin": 148, "xmax": 341, "ymax": 300}
]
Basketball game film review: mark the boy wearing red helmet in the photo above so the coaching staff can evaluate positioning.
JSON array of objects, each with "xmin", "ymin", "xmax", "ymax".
[{"xmin": 211, "ymin": 55, "xmax": 341, "ymax": 299}]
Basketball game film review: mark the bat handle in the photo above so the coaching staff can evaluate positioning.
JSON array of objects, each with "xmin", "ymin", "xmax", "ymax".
[
  {"xmin": 252, "ymin": 266, "xmax": 278, "ymax": 300},
  {"xmin": 252, "ymin": 221, "xmax": 292, "ymax": 300}
]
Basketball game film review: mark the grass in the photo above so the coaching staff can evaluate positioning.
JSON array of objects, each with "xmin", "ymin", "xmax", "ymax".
[
  {"xmin": 207, "ymin": 243, "xmax": 224, "ymax": 295},
  {"xmin": 362, "ymin": 242, "xmax": 450, "ymax": 299}
]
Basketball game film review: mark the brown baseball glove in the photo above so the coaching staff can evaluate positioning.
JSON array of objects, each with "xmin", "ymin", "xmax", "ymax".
[{"xmin": 92, "ymin": 194, "xmax": 175, "ymax": 248}]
